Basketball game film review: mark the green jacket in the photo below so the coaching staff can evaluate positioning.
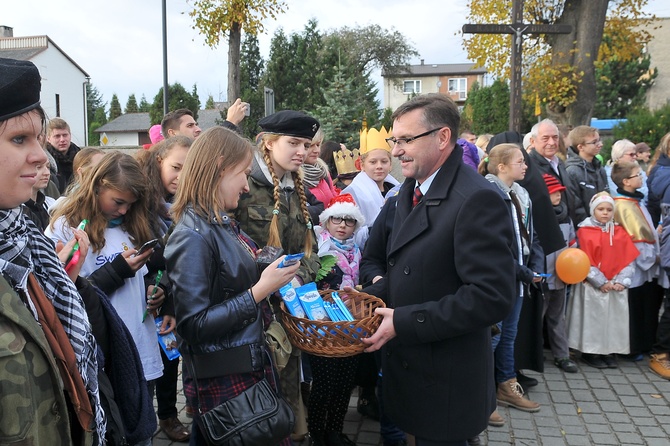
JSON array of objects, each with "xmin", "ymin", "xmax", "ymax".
[
  {"xmin": 0, "ymin": 275, "xmax": 74, "ymax": 445},
  {"xmin": 233, "ymin": 157, "xmax": 320, "ymax": 285}
]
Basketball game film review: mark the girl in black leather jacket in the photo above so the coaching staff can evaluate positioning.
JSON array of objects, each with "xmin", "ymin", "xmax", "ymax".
[{"xmin": 164, "ymin": 127, "xmax": 299, "ymax": 445}]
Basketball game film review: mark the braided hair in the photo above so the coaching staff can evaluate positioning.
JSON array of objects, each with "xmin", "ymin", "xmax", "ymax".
[{"xmin": 260, "ymin": 135, "xmax": 313, "ymax": 257}]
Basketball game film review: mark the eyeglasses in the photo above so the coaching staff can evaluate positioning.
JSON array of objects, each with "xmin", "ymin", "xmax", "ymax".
[
  {"xmin": 509, "ymin": 161, "xmax": 527, "ymax": 167},
  {"xmin": 385, "ymin": 127, "xmax": 443, "ymax": 149},
  {"xmin": 623, "ymin": 152, "xmax": 637, "ymax": 158},
  {"xmin": 329, "ymin": 216, "xmax": 357, "ymax": 227},
  {"xmin": 627, "ymin": 172, "xmax": 643, "ymax": 179},
  {"xmin": 584, "ymin": 139, "xmax": 602, "ymax": 146}
]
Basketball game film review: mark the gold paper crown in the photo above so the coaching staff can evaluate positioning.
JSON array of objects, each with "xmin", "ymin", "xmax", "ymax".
[
  {"xmin": 334, "ymin": 147, "xmax": 360, "ymax": 176},
  {"xmin": 360, "ymin": 127, "xmax": 392, "ymax": 155}
]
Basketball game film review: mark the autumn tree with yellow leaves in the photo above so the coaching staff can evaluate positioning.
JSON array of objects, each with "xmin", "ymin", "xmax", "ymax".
[
  {"xmin": 189, "ymin": 0, "xmax": 287, "ymax": 103},
  {"xmin": 463, "ymin": 0, "xmax": 655, "ymax": 127}
]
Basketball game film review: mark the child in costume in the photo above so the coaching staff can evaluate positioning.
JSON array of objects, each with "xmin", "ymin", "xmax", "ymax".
[
  {"xmin": 567, "ymin": 192, "xmax": 639, "ymax": 369},
  {"xmin": 611, "ymin": 161, "xmax": 667, "ymax": 361},
  {"xmin": 309, "ymin": 194, "xmax": 365, "ymax": 446}
]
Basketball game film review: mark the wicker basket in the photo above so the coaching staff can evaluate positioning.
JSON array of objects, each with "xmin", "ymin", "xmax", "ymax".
[{"xmin": 279, "ymin": 289, "xmax": 385, "ymax": 357}]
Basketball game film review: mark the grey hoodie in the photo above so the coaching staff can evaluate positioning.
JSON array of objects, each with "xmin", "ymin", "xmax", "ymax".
[{"xmin": 565, "ymin": 146, "xmax": 609, "ymax": 224}]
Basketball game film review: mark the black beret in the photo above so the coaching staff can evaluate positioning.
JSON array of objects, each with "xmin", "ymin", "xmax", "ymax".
[
  {"xmin": 258, "ymin": 110, "xmax": 320, "ymax": 139},
  {"xmin": 0, "ymin": 58, "xmax": 41, "ymax": 122}
]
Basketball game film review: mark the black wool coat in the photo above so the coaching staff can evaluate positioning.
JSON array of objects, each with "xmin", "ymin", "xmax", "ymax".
[{"xmin": 370, "ymin": 145, "xmax": 517, "ymax": 442}]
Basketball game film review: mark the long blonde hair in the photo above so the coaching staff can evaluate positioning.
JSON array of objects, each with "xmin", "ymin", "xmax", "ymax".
[
  {"xmin": 171, "ymin": 127, "xmax": 252, "ymax": 224},
  {"xmin": 259, "ymin": 133, "xmax": 313, "ymax": 257},
  {"xmin": 50, "ymin": 151, "xmax": 152, "ymax": 252}
]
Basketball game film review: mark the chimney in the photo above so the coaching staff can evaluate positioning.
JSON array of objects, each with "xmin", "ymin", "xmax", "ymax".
[
  {"xmin": 0, "ymin": 26, "xmax": 13, "ymax": 38},
  {"xmin": 420, "ymin": 59, "xmax": 424, "ymax": 66}
]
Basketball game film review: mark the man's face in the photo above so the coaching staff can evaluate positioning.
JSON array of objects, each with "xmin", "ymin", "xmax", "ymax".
[
  {"xmin": 175, "ymin": 115, "xmax": 201, "ymax": 138},
  {"xmin": 48, "ymin": 128, "xmax": 71, "ymax": 153},
  {"xmin": 637, "ymin": 150, "xmax": 651, "ymax": 163},
  {"xmin": 531, "ymin": 122, "xmax": 560, "ymax": 159},
  {"xmin": 578, "ymin": 132, "xmax": 602, "ymax": 159},
  {"xmin": 391, "ymin": 108, "xmax": 448, "ymax": 184}
]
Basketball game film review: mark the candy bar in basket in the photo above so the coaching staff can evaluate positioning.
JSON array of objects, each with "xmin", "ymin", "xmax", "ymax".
[{"xmin": 278, "ymin": 282, "xmax": 385, "ymax": 358}]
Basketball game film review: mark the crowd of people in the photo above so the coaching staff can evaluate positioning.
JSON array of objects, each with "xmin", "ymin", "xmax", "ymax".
[{"xmin": 3, "ymin": 54, "xmax": 670, "ymax": 446}]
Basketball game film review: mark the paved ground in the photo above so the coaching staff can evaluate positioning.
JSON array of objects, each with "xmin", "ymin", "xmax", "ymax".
[{"xmin": 152, "ymin": 351, "xmax": 670, "ymax": 445}]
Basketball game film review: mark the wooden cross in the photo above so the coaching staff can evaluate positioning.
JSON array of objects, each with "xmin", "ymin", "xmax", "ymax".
[{"xmin": 462, "ymin": 0, "xmax": 571, "ymax": 133}]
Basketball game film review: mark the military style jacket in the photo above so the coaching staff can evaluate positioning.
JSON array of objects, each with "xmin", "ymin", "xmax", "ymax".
[
  {"xmin": 233, "ymin": 155, "xmax": 320, "ymax": 285},
  {"xmin": 0, "ymin": 276, "xmax": 74, "ymax": 445}
]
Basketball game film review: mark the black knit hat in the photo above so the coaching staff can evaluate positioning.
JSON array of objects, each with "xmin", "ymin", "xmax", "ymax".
[
  {"xmin": 258, "ymin": 110, "xmax": 320, "ymax": 139},
  {"xmin": 0, "ymin": 58, "xmax": 41, "ymax": 122}
]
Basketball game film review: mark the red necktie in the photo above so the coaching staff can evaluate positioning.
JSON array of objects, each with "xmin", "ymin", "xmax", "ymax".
[{"xmin": 412, "ymin": 187, "xmax": 423, "ymax": 208}]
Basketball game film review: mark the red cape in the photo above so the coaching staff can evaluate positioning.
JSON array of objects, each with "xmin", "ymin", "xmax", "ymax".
[{"xmin": 577, "ymin": 225, "xmax": 639, "ymax": 280}]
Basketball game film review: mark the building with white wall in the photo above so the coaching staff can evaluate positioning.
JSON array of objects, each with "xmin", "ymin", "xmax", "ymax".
[
  {"xmin": 382, "ymin": 61, "xmax": 487, "ymax": 111},
  {"xmin": 0, "ymin": 26, "xmax": 89, "ymax": 145}
]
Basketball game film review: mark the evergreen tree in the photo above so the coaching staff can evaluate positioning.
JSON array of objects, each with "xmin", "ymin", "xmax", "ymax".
[
  {"xmin": 264, "ymin": 21, "xmax": 323, "ymax": 112},
  {"xmin": 462, "ymin": 80, "xmax": 510, "ymax": 135},
  {"xmin": 237, "ymin": 32, "xmax": 265, "ymax": 139},
  {"xmin": 263, "ymin": 20, "xmax": 414, "ymax": 131},
  {"xmin": 139, "ymin": 95, "xmax": 151, "ymax": 112},
  {"xmin": 109, "ymin": 94, "xmax": 122, "ymax": 120},
  {"xmin": 125, "ymin": 94, "xmax": 139, "ymax": 113},
  {"xmin": 86, "ymin": 83, "xmax": 105, "ymax": 127},
  {"xmin": 89, "ymin": 107, "xmax": 108, "ymax": 146},
  {"xmin": 86, "ymin": 83, "xmax": 107, "ymax": 145},
  {"xmin": 593, "ymin": 52, "xmax": 657, "ymax": 119},
  {"xmin": 205, "ymin": 94, "xmax": 215, "ymax": 109},
  {"xmin": 150, "ymin": 83, "xmax": 200, "ymax": 124},
  {"xmin": 314, "ymin": 64, "xmax": 379, "ymax": 148}
]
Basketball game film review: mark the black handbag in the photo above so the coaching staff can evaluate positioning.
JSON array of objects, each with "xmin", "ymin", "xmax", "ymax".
[{"xmin": 187, "ymin": 349, "xmax": 295, "ymax": 446}]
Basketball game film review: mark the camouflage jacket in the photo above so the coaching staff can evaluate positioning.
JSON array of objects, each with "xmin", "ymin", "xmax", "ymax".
[
  {"xmin": 233, "ymin": 156, "xmax": 320, "ymax": 285},
  {"xmin": 0, "ymin": 275, "xmax": 74, "ymax": 445}
]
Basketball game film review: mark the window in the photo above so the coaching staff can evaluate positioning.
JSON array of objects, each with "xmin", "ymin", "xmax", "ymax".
[
  {"xmin": 403, "ymin": 80, "xmax": 421, "ymax": 94},
  {"xmin": 448, "ymin": 78, "xmax": 467, "ymax": 100}
]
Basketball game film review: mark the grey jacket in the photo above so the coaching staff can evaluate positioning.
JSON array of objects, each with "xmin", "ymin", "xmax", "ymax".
[{"xmin": 565, "ymin": 146, "xmax": 609, "ymax": 223}]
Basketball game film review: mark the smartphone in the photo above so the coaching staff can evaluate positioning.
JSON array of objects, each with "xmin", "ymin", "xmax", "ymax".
[
  {"xmin": 65, "ymin": 219, "xmax": 88, "ymax": 265},
  {"xmin": 135, "ymin": 238, "xmax": 159, "ymax": 256},
  {"xmin": 278, "ymin": 252, "xmax": 304, "ymax": 268},
  {"xmin": 256, "ymin": 246, "xmax": 283, "ymax": 272},
  {"xmin": 244, "ymin": 104, "xmax": 251, "ymax": 116}
]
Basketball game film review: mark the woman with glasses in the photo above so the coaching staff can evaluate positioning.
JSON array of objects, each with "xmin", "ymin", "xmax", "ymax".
[{"xmin": 606, "ymin": 139, "xmax": 648, "ymax": 203}]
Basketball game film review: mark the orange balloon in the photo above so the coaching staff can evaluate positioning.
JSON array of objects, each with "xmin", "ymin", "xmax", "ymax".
[{"xmin": 555, "ymin": 248, "xmax": 591, "ymax": 284}]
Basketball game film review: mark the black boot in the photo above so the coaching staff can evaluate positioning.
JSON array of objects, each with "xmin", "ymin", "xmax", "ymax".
[
  {"xmin": 325, "ymin": 432, "xmax": 356, "ymax": 446},
  {"xmin": 309, "ymin": 430, "xmax": 326, "ymax": 446},
  {"xmin": 357, "ymin": 386, "xmax": 380, "ymax": 421}
]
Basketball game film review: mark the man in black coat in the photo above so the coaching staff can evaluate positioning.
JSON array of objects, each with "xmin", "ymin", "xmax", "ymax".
[
  {"xmin": 362, "ymin": 94, "xmax": 516, "ymax": 445},
  {"xmin": 528, "ymin": 119, "xmax": 584, "ymax": 228},
  {"xmin": 46, "ymin": 117, "xmax": 80, "ymax": 193}
]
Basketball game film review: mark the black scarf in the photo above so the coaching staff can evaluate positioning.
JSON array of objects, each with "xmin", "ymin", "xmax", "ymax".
[
  {"xmin": 616, "ymin": 187, "xmax": 645, "ymax": 200},
  {"xmin": 0, "ymin": 207, "xmax": 105, "ymax": 440}
]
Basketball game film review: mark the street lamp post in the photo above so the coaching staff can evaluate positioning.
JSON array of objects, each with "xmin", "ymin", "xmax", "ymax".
[{"xmin": 162, "ymin": 0, "xmax": 169, "ymax": 115}]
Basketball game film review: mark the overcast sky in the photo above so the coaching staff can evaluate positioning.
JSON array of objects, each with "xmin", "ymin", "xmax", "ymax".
[{"xmin": 4, "ymin": 0, "xmax": 669, "ymax": 110}]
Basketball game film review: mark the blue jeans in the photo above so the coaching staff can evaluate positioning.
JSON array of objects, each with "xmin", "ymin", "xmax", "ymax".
[{"xmin": 491, "ymin": 293, "xmax": 524, "ymax": 383}]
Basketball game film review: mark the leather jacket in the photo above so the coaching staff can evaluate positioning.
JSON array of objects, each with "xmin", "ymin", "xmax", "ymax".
[{"xmin": 164, "ymin": 207, "xmax": 266, "ymax": 374}]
